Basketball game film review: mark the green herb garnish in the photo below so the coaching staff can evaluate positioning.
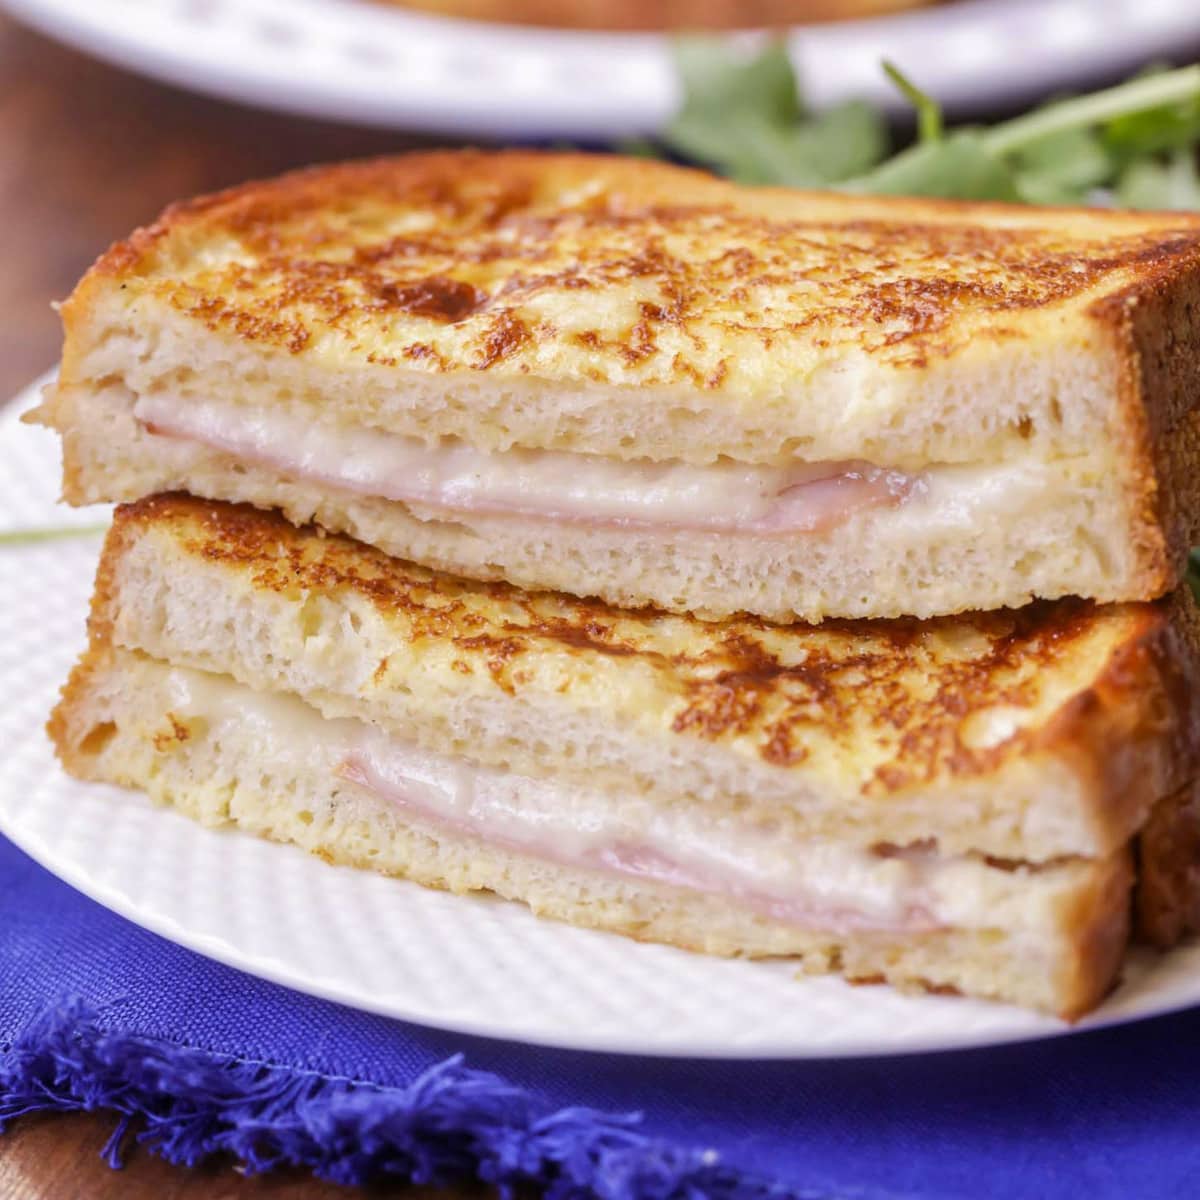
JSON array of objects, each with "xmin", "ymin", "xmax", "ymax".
[
  {"xmin": 661, "ymin": 42, "xmax": 1200, "ymax": 208},
  {"xmin": 666, "ymin": 40, "xmax": 886, "ymax": 186}
]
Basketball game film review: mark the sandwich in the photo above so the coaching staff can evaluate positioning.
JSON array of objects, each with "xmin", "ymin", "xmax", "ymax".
[
  {"xmin": 377, "ymin": 0, "xmax": 938, "ymax": 32},
  {"xmin": 28, "ymin": 151, "xmax": 1200, "ymax": 622},
  {"xmin": 48, "ymin": 494, "xmax": 1200, "ymax": 1016}
]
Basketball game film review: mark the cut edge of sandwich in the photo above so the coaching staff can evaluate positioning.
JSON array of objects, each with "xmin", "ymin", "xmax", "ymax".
[{"xmin": 31, "ymin": 376, "xmax": 1200, "ymax": 619}]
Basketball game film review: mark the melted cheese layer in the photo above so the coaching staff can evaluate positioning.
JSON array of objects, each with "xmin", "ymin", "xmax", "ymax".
[
  {"xmin": 162, "ymin": 666, "xmax": 1025, "ymax": 936},
  {"xmin": 134, "ymin": 394, "xmax": 916, "ymax": 534}
]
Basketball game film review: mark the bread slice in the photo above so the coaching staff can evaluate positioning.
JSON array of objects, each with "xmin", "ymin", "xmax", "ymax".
[
  {"xmin": 49, "ymin": 643, "xmax": 1139, "ymax": 1018},
  {"xmin": 81, "ymin": 495, "xmax": 1200, "ymax": 863},
  {"xmin": 29, "ymin": 151, "xmax": 1200, "ymax": 619}
]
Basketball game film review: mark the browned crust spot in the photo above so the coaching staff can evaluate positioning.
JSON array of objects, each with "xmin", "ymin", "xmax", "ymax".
[{"xmin": 152, "ymin": 712, "xmax": 192, "ymax": 752}]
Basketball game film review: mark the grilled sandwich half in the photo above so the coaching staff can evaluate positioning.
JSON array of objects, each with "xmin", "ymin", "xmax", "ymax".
[
  {"xmin": 49, "ymin": 495, "xmax": 1200, "ymax": 1016},
  {"xmin": 30, "ymin": 152, "xmax": 1200, "ymax": 621}
]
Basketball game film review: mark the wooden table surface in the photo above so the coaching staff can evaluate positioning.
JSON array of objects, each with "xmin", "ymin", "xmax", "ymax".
[{"xmin": 0, "ymin": 13, "xmax": 457, "ymax": 1197}]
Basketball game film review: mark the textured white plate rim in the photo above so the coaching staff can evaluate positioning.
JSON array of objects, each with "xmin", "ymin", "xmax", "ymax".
[
  {"xmin": 3, "ymin": 373, "xmax": 1200, "ymax": 1059},
  {"xmin": 2, "ymin": 0, "xmax": 1199, "ymax": 138}
]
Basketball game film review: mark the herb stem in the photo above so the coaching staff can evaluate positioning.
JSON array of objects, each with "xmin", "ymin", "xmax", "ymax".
[
  {"xmin": 0, "ymin": 524, "xmax": 110, "ymax": 546},
  {"xmin": 982, "ymin": 65, "xmax": 1200, "ymax": 155},
  {"xmin": 882, "ymin": 60, "xmax": 943, "ymax": 142}
]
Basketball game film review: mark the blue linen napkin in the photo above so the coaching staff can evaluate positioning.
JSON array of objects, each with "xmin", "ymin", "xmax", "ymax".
[{"xmin": 2, "ymin": 832, "xmax": 1199, "ymax": 1200}]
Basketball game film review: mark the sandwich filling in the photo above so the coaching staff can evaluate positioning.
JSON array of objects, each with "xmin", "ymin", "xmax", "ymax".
[
  {"xmin": 133, "ymin": 394, "xmax": 918, "ymax": 534},
  {"xmin": 160, "ymin": 664, "xmax": 1032, "ymax": 936},
  {"xmin": 132, "ymin": 394, "xmax": 1073, "ymax": 538}
]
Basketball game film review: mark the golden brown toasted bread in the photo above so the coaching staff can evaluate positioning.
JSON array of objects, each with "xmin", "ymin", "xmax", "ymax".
[
  {"xmin": 53, "ymin": 150, "xmax": 1200, "ymax": 450},
  {"xmin": 31, "ymin": 151, "xmax": 1200, "ymax": 620}
]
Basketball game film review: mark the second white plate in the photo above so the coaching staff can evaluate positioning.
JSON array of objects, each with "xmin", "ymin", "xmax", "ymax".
[
  {"xmin": 4, "ymin": 377, "xmax": 1200, "ymax": 1057},
  {"xmin": 4, "ymin": 0, "xmax": 1199, "ymax": 138}
]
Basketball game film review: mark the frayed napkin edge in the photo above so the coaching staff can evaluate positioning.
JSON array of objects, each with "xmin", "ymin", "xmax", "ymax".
[{"xmin": 0, "ymin": 998, "xmax": 822, "ymax": 1199}]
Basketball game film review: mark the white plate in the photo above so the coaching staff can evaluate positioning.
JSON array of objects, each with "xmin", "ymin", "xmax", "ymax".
[
  {"xmin": 3, "ymin": 0, "xmax": 1199, "ymax": 138},
  {"xmin": 3, "ymin": 374, "xmax": 1200, "ymax": 1058}
]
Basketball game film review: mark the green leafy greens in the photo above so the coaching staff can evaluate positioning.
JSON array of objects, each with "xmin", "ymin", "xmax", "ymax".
[
  {"xmin": 666, "ymin": 39, "xmax": 887, "ymax": 186},
  {"xmin": 662, "ymin": 42, "xmax": 1200, "ymax": 208}
]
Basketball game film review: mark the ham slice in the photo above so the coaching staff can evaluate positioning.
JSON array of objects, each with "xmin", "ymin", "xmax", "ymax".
[{"xmin": 337, "ymin": 748, "xmax": 939, "ymax": 935}]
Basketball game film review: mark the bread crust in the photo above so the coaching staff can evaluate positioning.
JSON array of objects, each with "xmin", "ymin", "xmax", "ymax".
[
  {"xmin": 1092, "ymin": 267, "xmax": 1200, "ymax": 600},
  {"xmin": 1030, "ymin": 586, "xmax": 1200, "ymax": 852},
  {"xmin": 1136, "ymin": 775, "xmax": 1200, "ymax": 948}
]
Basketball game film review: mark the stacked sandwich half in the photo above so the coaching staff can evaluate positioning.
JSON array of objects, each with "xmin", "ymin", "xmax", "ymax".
[{"xmin": 33, "ymin": 151, "xmax": 1200, "ymax": 1016}]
